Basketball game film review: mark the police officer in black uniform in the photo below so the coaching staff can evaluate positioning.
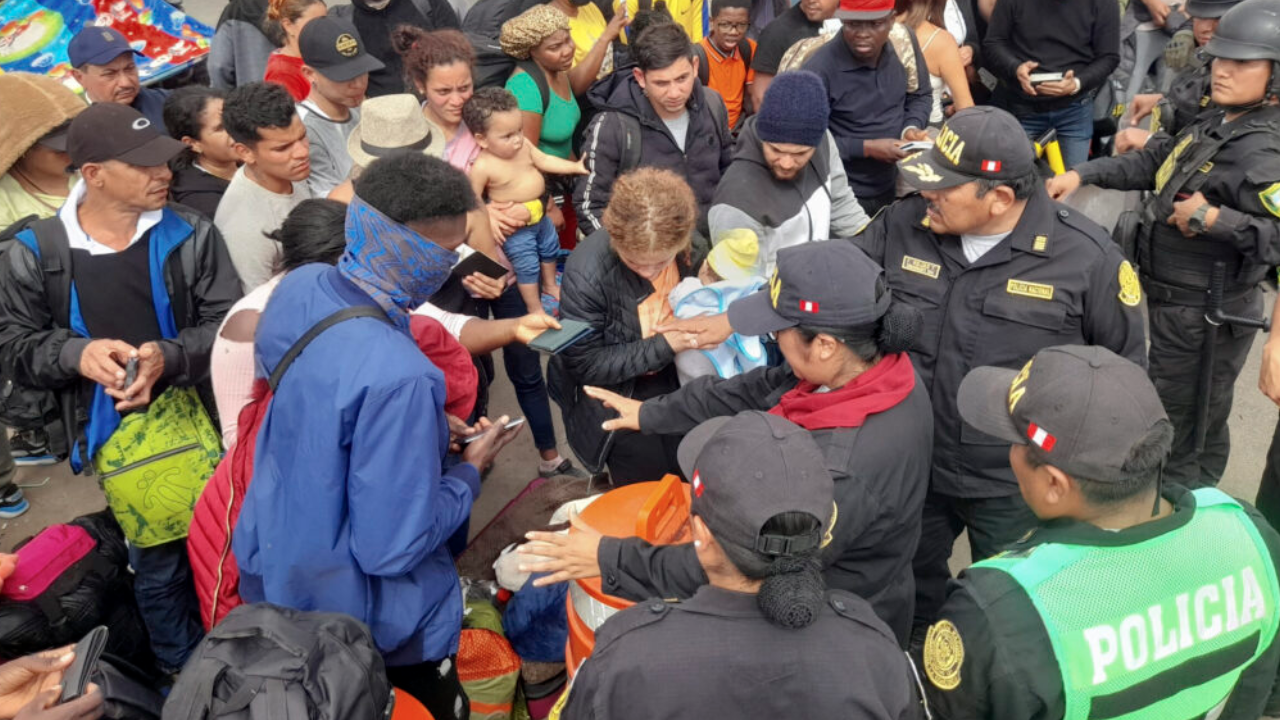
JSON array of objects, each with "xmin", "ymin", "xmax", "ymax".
[
  {"xmin": 552, "ymin": 411, "xmax": 923, "ymax": 720},
  {"xmin": 854, "ymin": 106, "xmax": 1147, "ymax": 641},
  {"xmin": 920, "ymin": 345, "xmax": 1280, "ymax": 720},
  {"xmin": 1048, "ymin": 0, "xmax": 1280, "ymax": 489},
  {"xmin": 1115, "ymin": 0, "xmax": 1245, "ymax": 154}
]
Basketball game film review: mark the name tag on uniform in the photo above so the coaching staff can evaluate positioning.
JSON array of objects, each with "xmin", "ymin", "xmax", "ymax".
[
  {"xmin": 1007, "ymin": 279, "xmax": 1055, "ymax": 301},
  {"xmin": 902, "ymin": 256, "xmax": 941, "ymax": 279}
]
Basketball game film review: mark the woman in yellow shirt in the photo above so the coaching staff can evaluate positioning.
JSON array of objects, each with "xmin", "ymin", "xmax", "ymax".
[{"xmin": 546, "ymin": 0, "xmax": 631, "ymax": 94}]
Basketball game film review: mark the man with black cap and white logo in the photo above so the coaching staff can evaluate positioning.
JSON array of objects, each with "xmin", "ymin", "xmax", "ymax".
[
  {"xmin": 67, "ymin": 26, "xmax": 170, "ymax": 132},
  {"xmin": 554, "ymin": 411, "xmax": 924, "ymax": 720},
  {"xmin": 0, "ymin": 102, "xmax": 241, "ymax": 673},
  {"xmin": 297, "ymin": 17, "xmax": 384, "ymax": 196},
  {"xmin": 852, "ymin": 105, "xmax": 1146, "ymax": 648},
  {"xmin": 919, "ymin": 345, "xmax": 1280, "ymax": 720}
]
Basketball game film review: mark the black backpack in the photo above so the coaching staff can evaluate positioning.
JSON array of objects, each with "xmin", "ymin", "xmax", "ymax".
[
  {"xmin": 469, "ymin": 32, "xmax": 553, "ymax": 112},
  {"xmin": 0, "ymin": 511, "xmax": 154, "ymax": 672},
  {"xmin": 163, "ymin": 604, "xmax": 393, "ymax": 720},
  {"xmin": 461, "ymin": 0, "xmax": 541, "ymax": 39},
  {"xmin": 0, "ymin": 215, "xmax": 63, "ymax": 442}
]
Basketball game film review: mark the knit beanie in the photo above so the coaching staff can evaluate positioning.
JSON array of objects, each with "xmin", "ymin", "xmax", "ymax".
[
  {"xmin": 0, "ymin": 73, "xmax": 87, "ymax": 177},
  {"xmin": 755, "ymin": 71, "xmax": 830, "ymax": 148}
]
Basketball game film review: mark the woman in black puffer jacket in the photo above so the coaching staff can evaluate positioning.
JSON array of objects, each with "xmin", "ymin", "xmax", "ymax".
[{"xmin": 548, "ymin": 168, "xmax": 703, "ymax": 485}]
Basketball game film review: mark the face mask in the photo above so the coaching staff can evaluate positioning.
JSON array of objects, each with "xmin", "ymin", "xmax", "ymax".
[{"xmin": 338, "ymin": 194, "xmax": 459, "ymax": 328}]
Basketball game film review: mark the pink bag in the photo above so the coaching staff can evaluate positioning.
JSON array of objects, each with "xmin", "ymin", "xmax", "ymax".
[{"xmin": 0, "ymin": 525, "xmax": 95, "ymax": 602}]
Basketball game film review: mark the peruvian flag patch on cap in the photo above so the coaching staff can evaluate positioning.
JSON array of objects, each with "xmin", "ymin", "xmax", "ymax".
[
  {"xmin": 692, "ymin": 471, "xmax": 704, "ymax": 497},
  {"xmin": 981, "ymin": 160, "xmax": 1002, "ymax": 173},
  {"xmin": 1027, "ymin": 422, "xmax": 1056, "ymax": 451},
  {"xmin": 799, "ymin": 300, "xmax": 820, "ymax": 314}
]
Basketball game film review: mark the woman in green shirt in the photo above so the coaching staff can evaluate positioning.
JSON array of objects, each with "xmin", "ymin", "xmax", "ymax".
[{"xmin": 500, "ymin": 5, "xmax": 582, "ymax": 161}]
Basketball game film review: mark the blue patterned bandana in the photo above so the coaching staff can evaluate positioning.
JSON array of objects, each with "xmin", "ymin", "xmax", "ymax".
[{"xmin": 339, "ymin": 194, "xmax": 459, "ymax": 328}]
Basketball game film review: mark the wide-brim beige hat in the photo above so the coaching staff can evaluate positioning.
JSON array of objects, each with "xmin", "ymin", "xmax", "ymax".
[
  {"xmin": 0, "ymin": 73, "xmax": 87, "ymax": 177},
  {"xmin": 346, "ymin": 93, "xmax": 445, "ymax": 172}
]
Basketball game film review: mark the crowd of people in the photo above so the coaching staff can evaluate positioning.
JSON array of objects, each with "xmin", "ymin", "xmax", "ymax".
[{"xmin": 0, "ymin": 0, "xmax": 1278, "ymax": 713}]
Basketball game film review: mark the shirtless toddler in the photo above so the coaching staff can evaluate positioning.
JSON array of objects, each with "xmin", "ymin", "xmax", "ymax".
[{"xmin": 464, "ymin": 87, "xmax": 587, "ymax": 314}]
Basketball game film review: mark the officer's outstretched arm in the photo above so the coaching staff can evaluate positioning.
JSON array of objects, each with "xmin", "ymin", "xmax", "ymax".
[{"xmin": 1074, "ymin": 131, "xmax": 1180, "ymax": 193}]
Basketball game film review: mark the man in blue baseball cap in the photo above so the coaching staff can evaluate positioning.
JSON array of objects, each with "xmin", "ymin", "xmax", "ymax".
[{"xmin": 68, "ymin": 26, "xmax": 170, "ymax": 131}]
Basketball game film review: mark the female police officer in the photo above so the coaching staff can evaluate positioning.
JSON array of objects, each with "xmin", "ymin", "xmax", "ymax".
[
  {"xmin": 1048, "ymin": 0, "xmax": 1280, "ymax": 490},
  {"xmin": 522, "ymin": 241, "xmax": 934, "ymax": 647},
  {"xmin": 553, "ymin": 411, "xmax": 924, "ymax": 720}
]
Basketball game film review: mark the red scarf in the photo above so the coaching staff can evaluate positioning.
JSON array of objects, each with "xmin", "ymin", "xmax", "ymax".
[{"xmin": 769, "ymin": 352, "xmax": 916, "ymax": 430}]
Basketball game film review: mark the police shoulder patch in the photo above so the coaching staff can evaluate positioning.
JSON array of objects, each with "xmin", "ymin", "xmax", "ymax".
[
  {"xmin": 1118, "ymin": 260, "xmax": 1142, "ymax": 307},
  {"xmin": 1259, "ymin": 182, "xmax": 1280, "ymax": 218},
  {"xmin": 924, "ymin": 619, "xmax": 965, "ymax": 691}
]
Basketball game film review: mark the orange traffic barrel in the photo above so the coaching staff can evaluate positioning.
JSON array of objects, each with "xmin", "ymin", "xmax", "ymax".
[
  {"xmin": 565, "ymin": 475, "xmax": 691, "ymax": 676},
  {"xmin": 390, "ymin": 688, "xmax": 433, "ymax": 719}
]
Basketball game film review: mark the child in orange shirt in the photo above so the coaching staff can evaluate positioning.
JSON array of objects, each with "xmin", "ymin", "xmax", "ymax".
[{"xmin": 694, "ymin": 0, "xmax": 756, "ymax": 130}]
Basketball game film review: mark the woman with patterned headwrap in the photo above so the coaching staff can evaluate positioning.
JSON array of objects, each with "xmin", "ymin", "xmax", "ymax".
[{"xmin": 501, "ymin": 4, "xmax": 582, "ymax": 161}]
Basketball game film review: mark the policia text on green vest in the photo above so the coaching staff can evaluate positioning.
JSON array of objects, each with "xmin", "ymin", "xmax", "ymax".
[{"xmin": 1083, "ymin": 565, "xmax": 1270, "ymax": 686}]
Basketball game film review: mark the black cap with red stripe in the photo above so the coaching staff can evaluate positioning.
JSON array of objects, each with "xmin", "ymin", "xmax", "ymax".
[
  {"xmin": 727, "ymin": 241, "xmax": 891, "ymax": 337},
  {"xmin": 898, "ymin": 106, "xmax": 1037, "ymax": 191},
  {"xmin": 956, "ymin": 346, "xmax": 1169, "ymax": 481}
]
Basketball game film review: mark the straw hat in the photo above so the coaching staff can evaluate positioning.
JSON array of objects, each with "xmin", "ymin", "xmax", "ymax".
[
  {"xmin": 0, "ymin": 73, "xmax": 87, "ymax": 177},
  {"xmin": 346, "ymin": 94, "xmax": 445, "ymax": 171}
]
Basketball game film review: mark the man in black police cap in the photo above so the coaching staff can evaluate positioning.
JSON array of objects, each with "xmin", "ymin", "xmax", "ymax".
[
  {"xmin": 68, "ymin": 26, "xmax": 170, "ymax": 131},
  {"xmin": 0, "ymin": 102, "xmax": 240, "ymax": 673},
  {"xmin": 556, "ymin": 410, "xmax": 924, "ymax": 720},
  {"xmin": 918, "ymin": 344, "xmax": 1280, "ymax": 720},
  {"xmin": 851, "ymin": 105, "xmax": 1147, "ymax": 650},
  {"xmin": 1048, "ymin": 0, "xmax": 1280, "ymax": 492}
]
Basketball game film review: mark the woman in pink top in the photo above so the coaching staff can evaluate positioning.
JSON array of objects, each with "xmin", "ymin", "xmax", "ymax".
[{"xmin": 263, "ymin": 0, "xmax": 327, "ymax": 101}]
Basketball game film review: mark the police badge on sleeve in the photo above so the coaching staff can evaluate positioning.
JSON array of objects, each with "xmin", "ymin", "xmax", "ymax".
[{"xmin": 1259, "ymin": 182, "xmax": 1280, "ymax": 218}]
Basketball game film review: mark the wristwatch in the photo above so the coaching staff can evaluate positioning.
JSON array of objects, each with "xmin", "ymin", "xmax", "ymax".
[{"xmin": 1188, "ymin": 203, "xmax": 1212, "ymax": 234}]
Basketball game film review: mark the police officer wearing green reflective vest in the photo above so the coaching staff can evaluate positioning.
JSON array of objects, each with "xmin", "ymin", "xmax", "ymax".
[
  {"xmin": 854, "ymin": 106, "xmax": 1146, "ymax": 643},
  {"xmin": 921, "ymin": 344, "xmax": 1280, "ymax": 720},
  {"xmin": 1047, "ymin": 0, "xmax": 1280, "ymax": 490}
]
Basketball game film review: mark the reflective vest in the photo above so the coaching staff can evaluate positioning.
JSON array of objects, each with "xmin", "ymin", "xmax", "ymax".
[{"xmin": 978, "ymin": 488, "xmax": 1280, "ymax": 720}]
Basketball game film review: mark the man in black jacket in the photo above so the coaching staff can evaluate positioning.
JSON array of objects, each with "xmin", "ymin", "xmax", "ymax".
[
  {"xmin": 0, "ymin": 104, "xmax": 242, "ymax": 673},
  {"xmin": 575, "ymin": 22, "xmax": 734, "ymax": 234}
]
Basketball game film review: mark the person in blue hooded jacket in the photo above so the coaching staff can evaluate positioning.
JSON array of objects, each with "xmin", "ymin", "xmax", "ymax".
[{"xmin": 233, "ymin": 153, "xmax": 522, "ymax": 720}]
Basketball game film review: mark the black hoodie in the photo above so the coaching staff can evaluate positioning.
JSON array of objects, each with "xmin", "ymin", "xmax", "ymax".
[
  {"xmin": 573, "ymin": 71, "xmax": 734, "ymax": 233},
  {"xmin": 707, "ymin": 118, "xmax": 869, "ymax": 273}
]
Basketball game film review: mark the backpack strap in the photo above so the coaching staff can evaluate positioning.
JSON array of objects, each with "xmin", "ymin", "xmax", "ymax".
[
  {"xmin": 18, "ymin": 218, "xmax": 75, "ymax": 329},
  {"xmin": 738, "ymin": 39, "xmax": 752, "ymax": 70},
  {"xmin": 617, "ymin": 113, "xmax": 644, "ymax": 174},
  {"xmin": 705, "ymin": 89, "xmax": 730, "ymax": 135},
  {"xmin": 267, "ymin": 306, "xmax": 391, "ymax": 391},
  {"xmin": 692, "ymin": 43, "xmax": 710, "ymax": 86},
  {"xmin": 515, "ymin": 60, "xmax": 553, "ymax": 113}
]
